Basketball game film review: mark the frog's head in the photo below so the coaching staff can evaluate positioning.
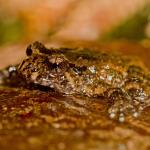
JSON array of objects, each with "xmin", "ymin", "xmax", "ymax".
[{"xmin": 18, "ymin": 42, "xmax": 69, "ymax": 89}]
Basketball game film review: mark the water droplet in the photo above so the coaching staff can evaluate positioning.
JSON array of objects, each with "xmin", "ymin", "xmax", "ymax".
[
  {"xmin": 138, "ymin": 106, "xmax": 143, "ymax": 111},
  {"xmin": 52, "ymin": 123, "xmax": 60, "ymax": 128},
  {"xmin": 109, "ymin": 112, "xmax": 116, "ymax": 119},
  {"xmin": 88, "ymin": 66, "xmax": 96, "ymax": 74},
  {"xmin": 99, "ymin": 75, "xmax": 105, "ymax": 80},
  {"xmin": 103, "ymin": 64, "xmax": 110, "ymax": 69},
  {"xmin": 133, "ymin": 112, "xmax": 139, "ymax": 118},
  {"xmin": 107, "ymin": 75, "xmax": 113, "ymax": 81}
]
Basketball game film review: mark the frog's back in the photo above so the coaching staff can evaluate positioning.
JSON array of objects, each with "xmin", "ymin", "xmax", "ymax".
[
  {"xmin": 60, "ymin": 47, "xmax": 145, "ymax": 73},
  {"xmin": 61, "ymin": 48, "xmax": 148, "ymax": 95}
]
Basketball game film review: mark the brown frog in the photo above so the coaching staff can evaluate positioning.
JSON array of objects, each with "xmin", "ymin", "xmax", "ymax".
[{"xmin": 1, "ymin": 41, "xmax": 150, "ymax": 122}]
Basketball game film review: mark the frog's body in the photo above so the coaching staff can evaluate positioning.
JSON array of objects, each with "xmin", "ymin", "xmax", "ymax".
[{"xmin": 1, "ymin": 41, "xmax": 150, "ymax": 122}]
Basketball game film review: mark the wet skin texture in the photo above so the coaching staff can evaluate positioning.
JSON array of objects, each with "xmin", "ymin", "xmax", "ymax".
[{"xmin": 1, "ymin": 41, "xmax": 150, "ymax": 122}]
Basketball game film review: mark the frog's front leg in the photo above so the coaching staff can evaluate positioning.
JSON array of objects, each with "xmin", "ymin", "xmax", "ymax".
[
  {"xmin": 106, "ymin": 88, "xmax": 146, "ymax": 122},
  {"xmin": 0, "ymin": 65, "xmax": 23, "ymax": 86}
]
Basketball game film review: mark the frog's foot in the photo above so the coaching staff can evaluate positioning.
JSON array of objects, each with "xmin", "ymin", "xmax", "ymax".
[
  {"xmin": 0, "ymin": 66, "xmax": 16, "ymax": 85},
  {"xmin": 0, "ymin": 65, "xmax": 25, "ymax": 87},
  {"xmin": 108, "ymin": 98, "xmax": 145, "ymax": 122}
]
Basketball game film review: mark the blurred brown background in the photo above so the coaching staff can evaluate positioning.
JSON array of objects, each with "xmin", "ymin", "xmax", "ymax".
[{"xmin": 0, "ymin": 0, "xmax": 150, "ymax": 67}]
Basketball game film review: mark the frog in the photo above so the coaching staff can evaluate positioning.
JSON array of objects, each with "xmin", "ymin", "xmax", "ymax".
[{"xmin": 0, "ymin": 41, "xmax": 150, "ymax": 122}]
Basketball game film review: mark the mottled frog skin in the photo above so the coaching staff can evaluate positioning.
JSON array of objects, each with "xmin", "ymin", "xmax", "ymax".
[{"xmin": 1, "ymin": 41, "xmax": 150, "ymax": 122}]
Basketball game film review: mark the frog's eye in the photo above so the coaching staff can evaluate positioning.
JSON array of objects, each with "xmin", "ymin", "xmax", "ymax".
[
  {"xmin": 26, "ymin": 41, "xmax": 46, "ymax": 56},
  {"xmin": 26, "ymin": 44, "xmax": 32, "ymax": 56}
]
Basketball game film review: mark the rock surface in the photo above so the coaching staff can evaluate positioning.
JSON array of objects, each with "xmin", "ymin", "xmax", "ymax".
[
  {"xmin": 0, "ymin": 87, "xmax": 150, "ymax": 150},
  {"xmin": 0, "ymin": 41, "xmax": 150, "ymax": 150}
]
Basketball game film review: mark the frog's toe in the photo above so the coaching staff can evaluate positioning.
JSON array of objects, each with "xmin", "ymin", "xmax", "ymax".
[
  {"xmin": 108, "ymin": 103, "xmax": 126, "ymax": 122},
  {"xmin": 130, "ymin": 104, "xmax": 144, "ymax": 118},
  {"xmin": 109, "ymin": 110, "xmax": 125, "ymax": 122},
  {"xmin": 108, "ymin": 100, "xmax": 143, "ymax": 122}
]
